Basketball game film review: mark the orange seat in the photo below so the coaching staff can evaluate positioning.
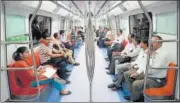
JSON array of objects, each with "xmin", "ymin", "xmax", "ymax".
[
  {"xmin": 8, "ymin": 52, "xmax": 46, "ymax": 96},
  {"xmin": 145, "ymin": 62, "xmax": 177, "ymax": 98}
]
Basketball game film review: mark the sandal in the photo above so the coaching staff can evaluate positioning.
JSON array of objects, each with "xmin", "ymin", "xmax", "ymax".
[{"xmin": 60, "ymin": 90, "xmax": 72, "ymax": 95}]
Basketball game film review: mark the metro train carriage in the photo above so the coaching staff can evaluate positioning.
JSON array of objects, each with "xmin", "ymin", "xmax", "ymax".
[{"xmin": 0, "ymin": 0, "xmax": 180, "ymax": 102}]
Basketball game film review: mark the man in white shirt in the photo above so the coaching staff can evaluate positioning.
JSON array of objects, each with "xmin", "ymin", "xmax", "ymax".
[
  {"xmin": 108, "ymin": 39, "xmax": 148, "ymax": 91},
  {"xmin": 106, "ymin": 34, "xmax": 138, "ymax": 74},
  {"xmin": 123, "ymin": 35, "xmax": 169, "ymax": 102},
  {"xmin": 106, "ymin": 29, "xmax": 124, "ymax": 61}
]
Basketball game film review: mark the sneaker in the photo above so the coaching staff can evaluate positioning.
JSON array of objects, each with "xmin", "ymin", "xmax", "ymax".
[
  {"xmin": 111, "ymin": 86, "xmax": 122, "ymax": 91},
  {"xmin": 108, "ymin": 83, "xmax": 116, "ymax": 88},
  {"xmin": 65, "ymin": 80, "xmax": 71, "ymax": 84},
  {"xmin": 73, "ymin": 62, "xmax": 80, "ymax": 66},
  {"xmin": 54, "ymin": 78, "xmax": 66, "ymax": 84}
]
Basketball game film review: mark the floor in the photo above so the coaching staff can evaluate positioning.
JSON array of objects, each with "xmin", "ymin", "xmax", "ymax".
[{"xmin": 57, "ymin": 44, "xmax": 128, "ymax": 102}]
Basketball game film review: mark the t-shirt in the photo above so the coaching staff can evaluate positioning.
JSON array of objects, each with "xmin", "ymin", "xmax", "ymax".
[{"xmin": 38, "ymin": 44, "xmax": 51, "ymax": 64}]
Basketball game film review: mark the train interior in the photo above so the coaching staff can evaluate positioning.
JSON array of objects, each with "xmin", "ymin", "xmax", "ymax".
[{"xmin": 0, "ymin": 0, "xmax": 180, "ymax": 102}]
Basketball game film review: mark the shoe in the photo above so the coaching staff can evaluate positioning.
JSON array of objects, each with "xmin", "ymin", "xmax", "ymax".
[
  {"xmin": 105, "ymin": 67, "xmax": 109, "ymax": 70},
  {"xmin": 66, "ymin": 69, "xmax": 72, "ymax": 72},
  {"xmin": 65, "ymin": 80, "xmax": 71, "ymax": 84},
  {"xmin": 107, "ymin": 83, "xmax": 116, "ymax": 88},
  {"xmin": 111, "ymin": 86, "xmax": 122, "ymax": 91},
  {"xmin": 54, "ymin": 78, "xmax": 66, "ymax": 84},
  {"xmin": 73, "ymin": 62, "xmax": 80, "ymax": 66},
  {"xmin": 124, "ymin": 96, "xmax": 130, "ymax": 100},
  {"xmin": 60, "ymin": 91, "xmax": 71, "ymax": 95},
  {"xmin": 105, "ymin": 58, "xmax": 109, "ymax": 61},
  {"xmin": 107, "ymin": 71, "xmax": 113, "ymax": 75},
  {"xmin": 113, "ymin": 78, "xmax": 117, "ymax": 82},
  {"xmin": 105, "ymin": 58, "xmax": 108, "ymax": 60}
]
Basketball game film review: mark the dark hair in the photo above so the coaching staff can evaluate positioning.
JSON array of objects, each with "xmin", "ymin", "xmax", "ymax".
[
  {"xmin": 141, "ymin": 39, "xmax": 149, "ymax": 46},
  {"xmin": 29, "ymin": 14, "xmax": 38, "ymax": 24},
  {"xmin": 130, "ymin": 34, "xmax": 136, "ymax": 38},
  {"xmin": 59, "ymin": 30, "xmax": 65, "ymax": 35},
  {"xmin": 135, "ymin": 37, "xmax": 141, "ymax": 44},
  {"xmin": 54, "ymin": 32, "xmax": 59, "ymax": 38},
  {"xmin": 53, "ymin": 44, "xmax": 60, "ymax": 50},
  {"xmin": 41, "ymin": 32, "xmax": 51, "ymax": 39},
  {"xmin": 119, "ymin": 29, "xmax": 123, "ymax": 34},
  {"xmin": 12, "ymin": 47, "xmax": 28, "ymax": 61}
]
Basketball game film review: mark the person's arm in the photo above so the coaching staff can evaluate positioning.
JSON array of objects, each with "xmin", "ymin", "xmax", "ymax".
[
  {"xmin": 127, "ymin": 47, "xmax": 141, "ymax": 58},
  {"xmin": 52, "ymin": 48, "xmax": 61, "ymax": 54},
  {"xmin": 46, "ymin": 51, "xmax": 64, "ymax": 58}
]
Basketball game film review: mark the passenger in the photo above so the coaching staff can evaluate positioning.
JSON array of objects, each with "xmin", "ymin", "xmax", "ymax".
[
  {"xmin": 12, "ymin": 47, "xmax": 71, "ymax": 95},
  {"xmin": 106, "ymin": 34, "xmax": 140, "ymax": 75},
  {"xmin": 59, "ymin": 30, "xmax": 73, "ymax": 50},
  {"xmin": 52, "ymin": 32, "xmax": 80, "ymax": 66},
  {"xmin": 123, "ymin": 35, "xmax": 169, "ymax": 102},
  {"xmin": 38, "ymin": 33, "xmax": 70, "ymax": 83},
  {"xmin": 108, "ymin": 39, "xmax": 148, "ymax": 91},
  {"xmin": 105, "ymin": 29, "xmax": 124, "ymax": 61}
]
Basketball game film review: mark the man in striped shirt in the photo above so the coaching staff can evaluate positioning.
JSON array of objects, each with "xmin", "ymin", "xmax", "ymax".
[{"xmin": 38, "ymin": 34, "xmax": 70, "ymax": 83}]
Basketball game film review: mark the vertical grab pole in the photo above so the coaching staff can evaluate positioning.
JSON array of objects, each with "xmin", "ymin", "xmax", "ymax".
[
  {"xmin": 177, "ymin": 0, "xmax": 180, "ymax": 101},
  {"xmin": 28, "ymin": 0, "xmax": 42, "ymax": 101},
  {"xmin": 85, "ymin": 1, "xmax": 95, "ymax": 102},
  {"xmin": 137, "ymin": 0, "xmax": 153, "ymax": 101}
]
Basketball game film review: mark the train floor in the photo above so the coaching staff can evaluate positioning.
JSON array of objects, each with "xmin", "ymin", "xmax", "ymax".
[{"xmin": 47, "ymin": 44, "xmax": 129, "ymax": 102}]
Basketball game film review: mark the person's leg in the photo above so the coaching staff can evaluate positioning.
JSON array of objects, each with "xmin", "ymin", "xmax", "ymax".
[
  {"xmin": 30, "ymin": 79, "xmax": 53, "ymax": 87},
  {"xmin": 109, "ymin": 56, "xmax": 123, "ymax": 74},
  {"xmin": 131, "ymin": 77, "xmax": 161, "ymax": 101},
  {"xmin": 123, "ymin": 70, "xmax": 133, "ymax": 91},
  {"xmin": 115, "ymin": 62, "xmax": 131, "ymax": 76},
  {"xmin": 66, "ymin": 51, "xmax": 75, "ymax": 64},
  {"xmin": 56, "ymin": 61, "xmax": 68, "ymax": 80}
]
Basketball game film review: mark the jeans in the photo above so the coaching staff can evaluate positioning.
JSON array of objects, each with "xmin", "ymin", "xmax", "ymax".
[{"xmin": 30, "ymin": 79, "xmax": 63, "ymax": 91}]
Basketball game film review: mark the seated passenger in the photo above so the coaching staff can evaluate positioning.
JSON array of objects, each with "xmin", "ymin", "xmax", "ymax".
[
  {"xmin": 108, "ymin": 39, "xmax": 148, "ymax": 91},
  {"xmin": 38, "ymin": 34, "xmax": 70, "ymax": 83},
  {"xmin": 59, "ymin": 30, "xmax": 74, "ymax": 51},
  {"xmin": 123, "ymin": 35, "xmax": 169, "ymax": 102},
  {"xmin": 106, "ymin": 29, "xmax": 125, "ymax": 61},
  {"xmin": 52, "ymin": 33, "xmax": 80, "ymax": 66},
  {"xmin": 12, "ymin": 47, "xmax": 71, "ymax": 95},
  {"xmin": 106, "ymin": 35, "xmax": 141, "ymax": 75}
]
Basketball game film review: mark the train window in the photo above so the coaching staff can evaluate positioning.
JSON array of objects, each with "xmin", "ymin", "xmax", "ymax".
[
  {"xmin": 6, "ymin": 15, "xmax": 27, "ymax": 42},
  {"xmin": 129, "ymin": 12, "xmax": 152, "ymax": 39},
  {"xmin": 156, "ymin": 12, "xmax": 177, "ymax": 35},
  {"xmin": 29, "ymin": 14, "xmax": 52, "ymax": 46}
]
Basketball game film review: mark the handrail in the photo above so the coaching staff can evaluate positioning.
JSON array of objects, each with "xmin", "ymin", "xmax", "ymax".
[
  {"xmin": 95, "ymin": 0, "xmax": 108, "ymax": 17},
  {"xmin": 1, "ymin": 41, "xmax": 33, "ymax": 45},
  {"xmin": 71, "ymin": 0, "xmax": 84, "ymax": 17},
  {"xmin": 177, "ymin": 0, "xmax": 180, "ymax": 101},
  {"xmin": 1, "ymin": 66, "xmax": 35, "ymax": 71},
  {"xmin": 101, "ymin": 1, "xmax": 126, "ymax": 16},
  {"xmin": 85, "ymin": 1, "xmax": 95, "ymax": 102},
  {"xmin": 149, "ymin": 39, "xmax": 179, "ymax": 43},
  {"xmin": 4, "ymin": 1, "xmax": 42, "ymax": 102},
  {"xmin": 137, "ymin": 1, "xmax": 153, "ymax": 102},
  {"xmin": 51, "ymin": 0, "xmax": 78, "ymax": 16}
]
